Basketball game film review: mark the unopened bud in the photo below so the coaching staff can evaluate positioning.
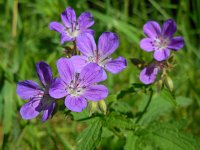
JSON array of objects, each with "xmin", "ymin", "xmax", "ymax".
[
  {"xmin": 130, "ymin": 58, "xmax": 145, "ymax": 69},
  {"xmin": 156, "ymin": 79, "xmax": 163, "ymax": 92},
  {"xmin": 88, "ymin": 102, "xmax": 98, "ymax": 116},
  {"xmin": 164, "ymin": 75, "xmax": 174, "ymax": 92},
  {"xmin": 98, "ymin": 100, "xmax": 107, "ymax": 115}
]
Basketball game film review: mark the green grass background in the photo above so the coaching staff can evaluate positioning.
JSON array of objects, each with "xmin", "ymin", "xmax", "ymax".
[{"xmin": 0, "ymin": 0, "xmax": 200, "ymax": 149}]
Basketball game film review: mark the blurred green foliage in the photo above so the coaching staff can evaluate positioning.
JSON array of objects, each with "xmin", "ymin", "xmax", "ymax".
[{"xmin": 0, "ymin": 0, "xmax": 200, "ymax": 149}]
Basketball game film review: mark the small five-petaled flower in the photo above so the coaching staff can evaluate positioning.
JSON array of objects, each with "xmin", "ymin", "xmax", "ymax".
[
  {"xmin": 49, "ymin": 6, "xmax": 94, "ymax": 44},
  {"xmin": 49, "ymin": 58, "xmax": 108, "ymax": 112},
  {"xmin": 16, "ymin": 62, "xmax": 55, "ymax": 122},
  {"xmin": 70, "ymin": 32, "xmax": 127, "ymax": 74},
  {"xmin": 140, "ymin": 19, "xmax": 184, "ymax": 61}
]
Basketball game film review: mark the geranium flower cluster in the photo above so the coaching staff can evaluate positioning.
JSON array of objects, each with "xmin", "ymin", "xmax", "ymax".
[
  {"xmin": 139, "ymin": 19, "xmax": 184, "ymax": 85},
  {"xmin": 16, "ymin": 7, "xmax": 127, "ymax": 121}
]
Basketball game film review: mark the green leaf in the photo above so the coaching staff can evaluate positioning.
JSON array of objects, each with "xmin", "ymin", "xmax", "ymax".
[
  {"xmin": 76, "ymin": 117, "xmax": 103, "ymax": 150},
  {"xmin": 2, "ymin": 81, "xmax": 14, "ymax": 134},
  {"xmin": 106, "ymin": 113, "xmax": 137, "ymax": 130},
  {"xmin": 136, "ymin": 122, "xmax": 200, "ymax": 150},
  {"xmin": 159, "ymin": 89, "xmax": 177, "ymax": 106},
  {"xmin": 176, "ymin": 96, "xmax": 193, "ymax": 107},
  {"xmin": 124, "ymin": 131, "xmax": 138, "ymax": 150},
  {"xmin": 105, "ymin": 94, "xmax": 117, "ymax": 104},
  {"xmin": 110, "ymin": 101, "xmax": 132, "ymax": 114},
  {"xmin": 71, "ymin": 109, "xmax": 89, "ymax": 121},
  {"xmin": 117, "ymin": 83, "xmax": 148, "ymax": 99},
  {"xmin": 137, "ymin": 93, "xmax": 173, "ymax": 125}
]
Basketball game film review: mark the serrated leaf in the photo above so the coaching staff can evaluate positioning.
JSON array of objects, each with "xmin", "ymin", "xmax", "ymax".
[
  {"xmin": 105, "ymin": 94, "xmax": 117, "ymax": 104},
  {"xmin": 106, "ymin": 113, "xmax": 137, "ymax": 130},
  {"xmin": 117, "ymin": 83, "xmax": 148, "ymax": 99},
  {"xmin": 159, "ymin": 89, "xmax": 176, "ymax": 106},
  {"xmin": 110, "ymin": 101, "xmax": 132, "ymax": 114},
  {"xmin": 136, "ymin": 122, "xmax": 200, "ymax": 150},
  {"xmin": 138, "ymin": 93, "xmax": 173, "ymax": 125},
  {"xmin": 124, "ymin": 131, "xmax": 138, "ymax": 150},
  {"xmin": 76, "ymin": 117, "xmax": 103, "ymax": 150}
]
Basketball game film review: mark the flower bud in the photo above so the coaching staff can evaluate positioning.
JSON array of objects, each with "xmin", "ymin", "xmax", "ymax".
[
  {"xmin": 164, "ymin": 75, "xmax": 174, "ymax": 92},
  {"xmin": 156, "ymin": 79, "xmax": 163, "ymax": 92},
  {"xmin": 88, "ymin": 102, "xmax": 98, "ymax": 116},
  {"xmin": 98, "ymin": 100, "xmax": 107, "ymax": 115}
]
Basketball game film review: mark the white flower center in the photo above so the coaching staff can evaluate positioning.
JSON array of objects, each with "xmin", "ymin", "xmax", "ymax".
[
  {"xmin": 87, "ymin": 52, "xmax": 110, "ymax": 68},
  {"xmin": 152, "ymin": 36, "xmax": 169, "ymax": 50},
  {"xmin": 65, "ymin": 21, "xmax": 80, "ymax": 38},
  {"xmin": 66, "ymin": 78, "xmax": 85, "ymax": 97}
]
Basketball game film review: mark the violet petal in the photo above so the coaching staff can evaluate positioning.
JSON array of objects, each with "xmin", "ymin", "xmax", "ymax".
[
  {"xmin": 76, "ymin": 33, "xmax": 96, "ymax": 57},
  {"xmin": 20, "ymin": 98, "xmax": 41, "ymax": 120},
  {"xmin": 56, "ymin": 58, "xmax": 75, "ymax": 85},
  {"xmin": 79, "ymin": 63, "xmax": 106, "ymax": 86},
  {"xmin": 162, "ymin": 19, "xmax": 176, "ymax": 38},
  {"xmin": 140, "ymin": 38, "xmax": 154, "ymax": 52},
  {"xmin": 70, "ymin": 55, "xmax": 88, "ymax": 73},
  {"xmin": 49, "ymin": 22, "xmax": 64, "ymax": 33},
  {"xmin": 83, "ymin": 85, "xmax": 108, "ymax": 101},
  {"xmin": 61, "ymin": 7, "xmax": 76, "ymax": 28},
  {"xmin": 49, "ymin": 78, "xmax": 68, "ymax": 99},
  {"xmin": 65, "ymin": 95, "xmax": 87, "ymax": 112},
  {"xmin": 80, "ymin": 29, "xmax": 94, "ymax": 36},
  {"xmin": 16, "ymin": 80, "xmax": 43, "ymax": 100},
  {"xmin": 143, "ymin": 21, "xmax": 161, "ymax": 38},
  {"xmin": 140, "ymin": 67, "xmax": 158, "ymax": 85},
  {"xmin": 78, "ymin": 12, "xmax": 94, "ymax": 30},
  {"xmin": 36, "ymin": 61, "xmax": 53, "ymax": 86},
  {"xmin": 105, "ymin": 56, "xmax": 127, "ymax": 74},
  {"xmin": 153, "ymin": 48, "xmax": 170, "ymax": 61},
  {"xmin": 61, "ymin": 33, "xmax": 74, "ymax": 44},
  {"xmin": 167, "ymin": 36, "xmax": 184, "ymax": 50},
  {"xmin": 42, "ymin": 102, "xmax": 55, "ymax": 122},
  {"xmin": 98, "ymin": 32, "xmax": 119, "ymax": 59}
]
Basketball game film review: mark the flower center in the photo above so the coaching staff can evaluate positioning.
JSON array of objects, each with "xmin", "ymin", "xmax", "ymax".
[
  {"xmin": 67, "ymin": 78, "xmax": 85, "ymax": 97},
  {"xmin": 152, "ymin": 36, "xmax": 169, "ymax": 50},
  {"xmin": 65, "ymin": 21, "xmax": 80, "ymax": 38},
  {"xmin": 87, "ymin": 52, "xmax": 110, "ymax": 68}
]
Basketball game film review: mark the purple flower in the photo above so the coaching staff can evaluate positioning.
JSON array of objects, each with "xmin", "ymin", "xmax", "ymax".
[
  {"xmin": 49, "ymin": 58, "xmax": 108, "ymax": 112},
  {"xmin": 140, "ymin": 19, "xmax": 184, "ymax": 61},
  {"xmin": 49, "ymin": 6, "xmax": 94, "ymax": 44},
  {"xmin": 70, "ymin": 32, "xmax": 127, "ymax": 74},
  {"xmin": 140, "ymin": 63, "xmax": 159, "ymax": 85},
  {"xmin": 16, "ymin": 62, "xmax": 55, "ymax": 122}
]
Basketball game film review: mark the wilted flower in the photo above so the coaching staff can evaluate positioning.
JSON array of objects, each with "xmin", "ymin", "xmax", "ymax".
[
  {"xmin": 140, "ymin": 63, "xmax": 159, "ymax": 85},
  {"xmin": 70, "ymin": 32, "xmax": 127, "ymax": 74},
  {"xmin": 16, "ymin": 62, "xmax": 55, "ymax": 122},
  {"xmin": 49, "ymin": 58, "xmax": 108, "ymax": 112},
  {"xmin": 49, "ymin": 6, "xmax": 94, "ymax": 44},
  {"xmin": 140, "ymin": 19, "xmax": 184, "ymax": 61}
]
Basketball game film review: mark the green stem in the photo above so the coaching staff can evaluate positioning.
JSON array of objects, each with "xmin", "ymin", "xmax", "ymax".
[
  {"xmin": 136, "ymin": 88, "xmax": 153, "ymax": 123},
  {"xmin": 12, "ymin": 0, "xmax": 18, "ymax": 38}
]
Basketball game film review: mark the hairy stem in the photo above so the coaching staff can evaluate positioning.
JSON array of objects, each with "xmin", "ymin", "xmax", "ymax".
[{"xmin": 136, "ymin": 88, "xmax": 153, "ymax": 123}]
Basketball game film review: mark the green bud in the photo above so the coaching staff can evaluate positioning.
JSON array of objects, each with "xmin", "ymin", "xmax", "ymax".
[
  {"xmin": 88, "ymin": 102, "xmax": 98, "ymax": 116},
  {"xmin": 164, "ymin": 75, "xmax": 174, "ymax": 92},
  {"xmin": 98, "ymin": 100, "xmax": 107, "ymax": 115},
  {"xmin": 156, "ymin": 79, "xmax": 163, "ymax": 92}
]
